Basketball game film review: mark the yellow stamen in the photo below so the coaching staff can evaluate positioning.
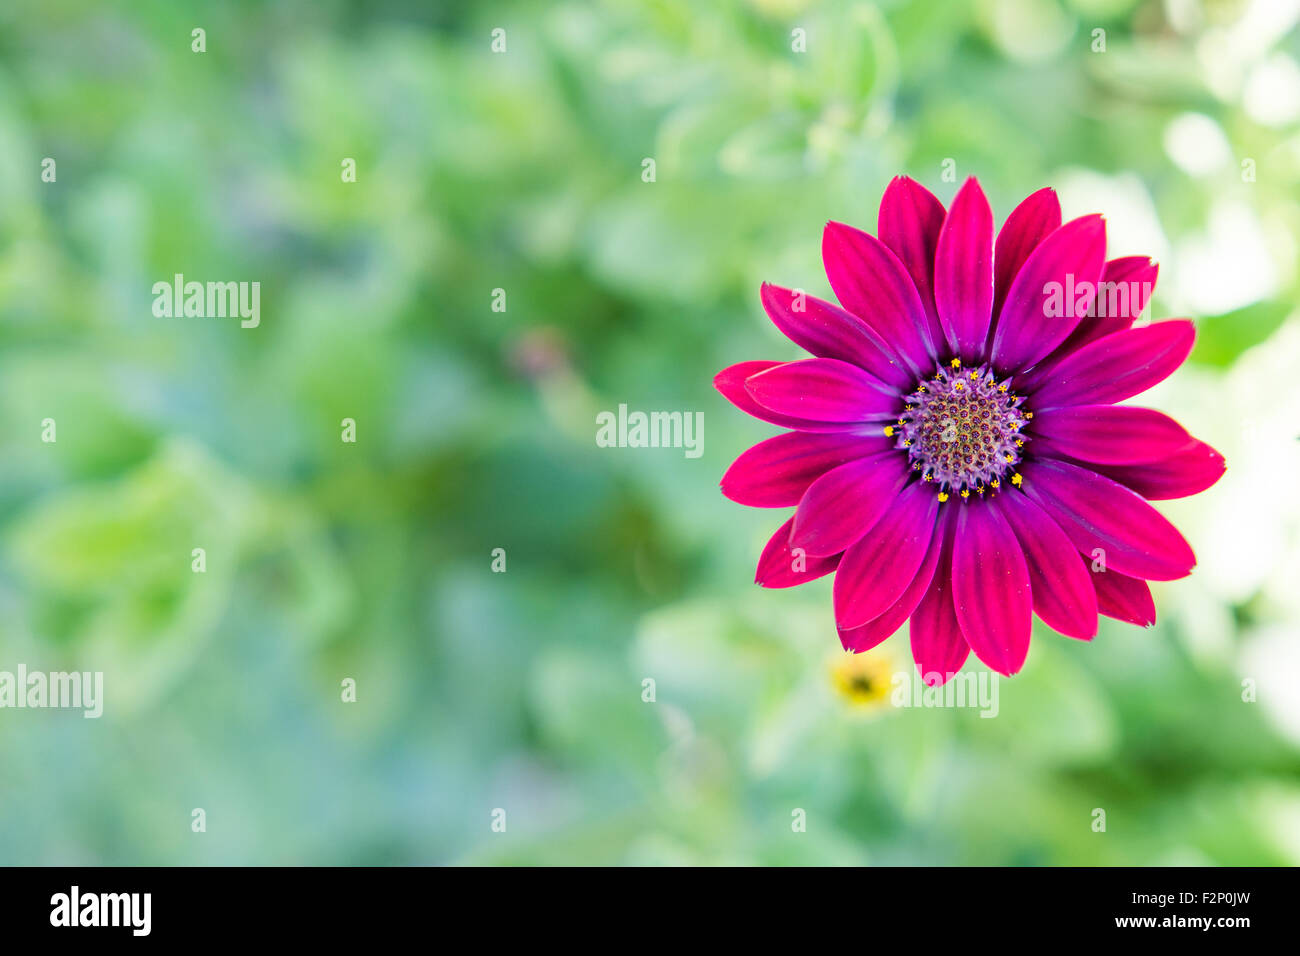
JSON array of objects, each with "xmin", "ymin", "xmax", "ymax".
[
  {"xmin": 950, "ymin": 358, "xmax": 961, "ymax": 368},
  {"xmin": 937, "ymin": 491, "xmax": 949, "ymax": 502},
  {"xmin": 997, "ymin": 383, "xmax": 1008, "ymax": 393},
  {"xmin": 960, "ymin": 489, "xmax": 970, "ymax": 498},
  {"xmin": 1011, "ymin": 473, "xmax": 1023, "ymax": 487},
  {"xmin": 953, "ymin": 381, "xmax": 965, "ymax": 391},
  {"xmin": 991, "ymin": 479, "xmax": 1000, "ymax": 488},
  {"xmin": 883, "ymin": 426, "xmax": 893, "ymax": 437}
]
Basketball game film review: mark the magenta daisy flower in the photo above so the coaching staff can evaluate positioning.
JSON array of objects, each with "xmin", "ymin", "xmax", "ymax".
[{"xmin": 716, "ymin": 177, "xmax": 1225, "ymax": 684}]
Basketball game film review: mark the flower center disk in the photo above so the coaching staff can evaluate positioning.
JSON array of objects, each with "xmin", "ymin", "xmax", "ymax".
[{"xmin": 895, "ymin": 363, "xmax": 1029, "ymax": 496}]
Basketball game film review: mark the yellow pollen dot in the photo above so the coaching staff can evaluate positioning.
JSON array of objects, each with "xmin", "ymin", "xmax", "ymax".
[
  {"xmin": 953, "ymin": 381, "xmax": 965, "ymax": 391},
  {"xmin": 969, "ymin": 371, "xmax": 979, "ymax": 380},
  {"xmin": 883, "ymin": 426, "xmax": 893, "ymax": 437},
  {"xmin": 937, "ymin": 491, "xmax": 949, "ymax": 502},
  {"xmin": 1004, "ymin": 453, "xmax": 1014, "ymax": 462},
  {"xmin": 998, "ymin": 384, "xmax": 1008, "ymax": 392},
  {"xmin": 924, "ymin": 473, "xmax": 933, "ymax": 481},
  {"xmin": 991, "ymin": 479, "xmax": 1000, "ymax": 488},
  {"xmin": 1024, "ymin": 411, "xmax": 1033, "ymax": 419},
  {"xmin": 902, "ymin": 439, "xmax": 912, "ymax": 447},
  {"xmin": 961, "ymin": 489, "xmax": 970, "ymax": 498},
  {"xmin": 950, "ymin": 358, "xmax": 961, "ymax": 368},
  {"xmin": 1015, "ymin": 439, "xmax": 1024, "ymax": 447},
  {"xmin": 1011, "ymin": 473, "xmax": 1023, "ymax": 486}
]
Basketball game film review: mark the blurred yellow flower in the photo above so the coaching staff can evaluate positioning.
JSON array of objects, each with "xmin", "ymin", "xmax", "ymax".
[{"xmin": 829, "ymin": 650, "xmax": 895, "ymax": 710}]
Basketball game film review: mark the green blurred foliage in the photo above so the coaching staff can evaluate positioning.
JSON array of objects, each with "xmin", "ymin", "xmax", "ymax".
[{"xmin": 0, "ymin": 0, "xmax": 1297, "ymax": 864}]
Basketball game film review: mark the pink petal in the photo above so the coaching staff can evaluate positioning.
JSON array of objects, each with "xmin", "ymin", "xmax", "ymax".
[
  {"xmin": 1021, "ymin": 320, "xmax": 1195, "ymax": 409},
  {"xmin": 714, "ymin": 360, "xmax": 859, "ymax": 433},
  {"xmin": 755, "ymin": 517, "xmax": 841, "ymax": 588},
  {"xmin": 721, "ymin": 431, "xmax": 893, "ymax": 508},
  {"xmin": 1085, "ymin": 559, "xmax": 1156, "ymax": 626},
  {"xmin": 1030, "ymin": 405, "xmax": 1192, "ymax": 465},
  {"xmin": 1089, "ymin": 438, "xmax": 1226, "ymax": 500},
  {"xmin": 877, "ymin": 176, "xmax": 947, "ymax": 359},
  {"xmin": 822, "ymin": 221, "xmax": 936, "ymax": 376},
  {"xmin": 1020, "ymin": 458, "xmax": 1195, "ymax": 581},
  {"xmin": 933, "ymin": 177, "xmax": 994, "ymax": 362},
  {"xmin": 791, "ymin": 452, "xmax": 909, "ymax": 557},
  {"xmin": 908, "ymin": 510, "xmax": 970, "ymax": 685},
  {"xmin": 759, "ymin": 283, "xmax": 913, "ymax": 393},
  {"xmin": 952, "ymin": 501, "xmax": 1033, "ymax": 676},
  {"xmin": 836, "ymin": 506, "xmax": 946, "ymax": 653},
  {"xmin": 745, "ymin": 358, "xmax": 898, "ymax": 423},
  {"xmin": 993, "ymin": 187, "xmax": 1061, "ymax": 320},
  {"xmin": 997, "ymin": 489, "xmax": 1098, "ymax": 641},
  {"xmin": 990, "ymin": 215, "xmax": 1107, "ymax": 373},
  {"xmin": 832, "ymin": 481, "xmax": 939, "ymax": 629}
]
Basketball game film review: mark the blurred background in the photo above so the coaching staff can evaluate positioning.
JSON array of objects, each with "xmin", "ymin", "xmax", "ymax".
[{"xmin": 0, "ymin": 0, "xmax": 1298, "ymax": 865}]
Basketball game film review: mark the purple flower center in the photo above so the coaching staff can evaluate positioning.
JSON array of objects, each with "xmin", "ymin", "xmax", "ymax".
[{"xmin": 894, "ymin": 362, "xmax": 1030, "ymax": 497}]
